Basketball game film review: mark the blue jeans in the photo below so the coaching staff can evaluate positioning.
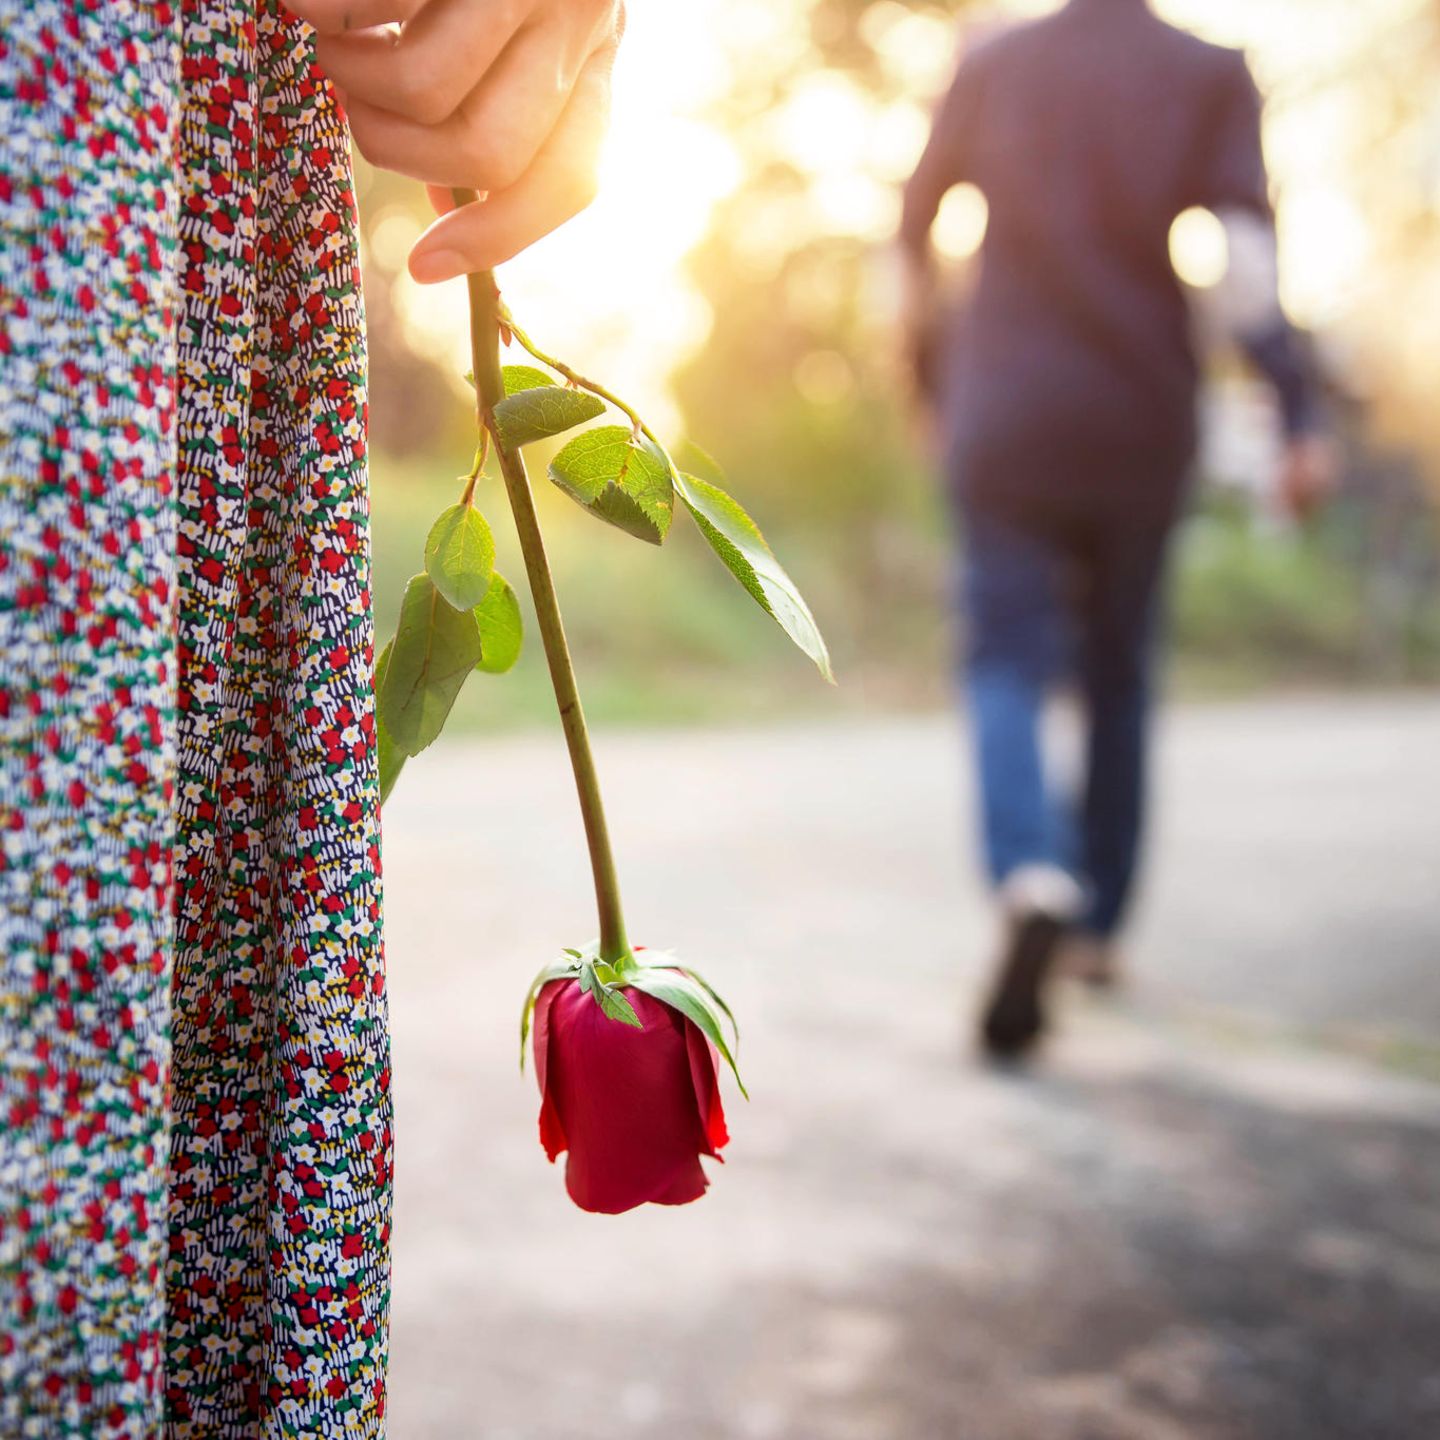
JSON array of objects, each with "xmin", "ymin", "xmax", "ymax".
[{"xmin": 958, "ymin": 493, "xmax": 1178, "ymax": 937}]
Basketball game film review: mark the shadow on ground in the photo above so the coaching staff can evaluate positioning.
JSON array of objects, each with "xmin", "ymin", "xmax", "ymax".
[{"xmin": 724, "ymin": 1058, "xmax": 1440, "ymax": 1440}]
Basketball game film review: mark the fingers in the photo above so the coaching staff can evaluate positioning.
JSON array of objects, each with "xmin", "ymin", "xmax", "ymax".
[
  {"xmin": 342, "ymin": 19, "xmax": 580, "ymax": 193},
  {"xmin": 408, "ymin": 42, "xmax": 615, "ymax": 282},
  {"xmin": 424, "ymin": 185, "xmax": 478, "ymax": 214},
  {"xmin": 287, "ymin": 0, "xmax": 425, "ymax": 35},
  {"xmin": 314, "ymin": 0, "xmax": 526, "ymax": 128},
  {"xmin": 1279, "ymin": 436, "xmax": 1339, "ymax": 521}
]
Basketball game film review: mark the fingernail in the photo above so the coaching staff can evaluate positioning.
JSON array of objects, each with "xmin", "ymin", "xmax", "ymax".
[{"xmin": 409, "ymin": 249, "xmax": 466, "ymax": 284}]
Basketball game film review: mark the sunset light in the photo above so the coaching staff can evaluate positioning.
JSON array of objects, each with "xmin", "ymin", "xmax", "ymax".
[{"xmin": 362, "ymin": 0, "xmax": 1434, "ymax": 460}]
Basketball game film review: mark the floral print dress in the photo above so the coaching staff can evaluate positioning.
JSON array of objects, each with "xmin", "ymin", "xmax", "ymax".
[{"xmin": 0, "ymin": 3, "xmax": 390, "ymax": 1435}]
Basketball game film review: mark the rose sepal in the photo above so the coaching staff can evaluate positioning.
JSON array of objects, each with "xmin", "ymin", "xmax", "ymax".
[
  {"xmin": 518, "ymin": 941, "xmax": 746, "ymax": 1097},
  {"xmin": 519, "ymin": 943, "xmax": 639, "ymax": 1065},
  {"xmin": 617, "ymin": 949, "xmax": 747, "ymax": 1100},
  {"xmin": 519, "ymin": 951, "xmax": 586, "ymax": 1067}
]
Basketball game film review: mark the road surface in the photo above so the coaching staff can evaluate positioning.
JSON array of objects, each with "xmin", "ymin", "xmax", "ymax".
[{"xmin": 381, "ymin": 696, "xmax": 1440, "ymax": 1440}]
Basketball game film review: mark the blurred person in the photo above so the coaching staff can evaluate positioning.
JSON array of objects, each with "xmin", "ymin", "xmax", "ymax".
[
  {"xmin": 897, "ymin": 0, "xmax": 1335, "ymax": 1059},
  {"xmin": 0, "ymin": 0, "xmax": 616, "ymax": 1432}
]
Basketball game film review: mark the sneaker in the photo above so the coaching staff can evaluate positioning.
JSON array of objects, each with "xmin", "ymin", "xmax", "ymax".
[
  {"xmin": 979, "ymin": 865, "xmax": 1083, "ymax": 1060},
  {"xmin": 979, "ymin": 910, "xmax": 1067, "ymax": 1059}
]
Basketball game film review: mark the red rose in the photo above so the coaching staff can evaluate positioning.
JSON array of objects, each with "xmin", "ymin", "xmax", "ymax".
[{"xmin": 532, "ymin": 979, "xmax": 729, "ymax": 1215}]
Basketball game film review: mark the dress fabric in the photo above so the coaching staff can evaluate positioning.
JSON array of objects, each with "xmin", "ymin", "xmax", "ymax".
[{"xmin": 0, "ymin": 3, "xmax": 391, "ymax": 1436}]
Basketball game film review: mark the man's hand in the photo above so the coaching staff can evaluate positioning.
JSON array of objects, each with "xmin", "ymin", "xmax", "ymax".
[
  {"xmin": 289, "ymin": 1, "xmax": 624, "ymax": 282},
  {"xmin": 1278, "ymin": 433, "xmax": 1340, "ymax": 522}
]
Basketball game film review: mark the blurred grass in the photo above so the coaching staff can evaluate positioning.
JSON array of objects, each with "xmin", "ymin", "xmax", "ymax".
[
  {"xmin": 1171, "ymin": 495, "xmax": 1440, "ymax": 693},
  {"xmin": 369, "ymin": 447, "xmax": 879, "ymax": 731},
  {"xmin": 370, "ymin": 448, "xmax": 1440, "ymax": 734}
]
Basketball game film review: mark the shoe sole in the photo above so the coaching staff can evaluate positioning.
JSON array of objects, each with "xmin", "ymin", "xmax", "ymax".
[{"xmin": 980, "ymin": 913, "xmax": 1065, "ymax": 1060}]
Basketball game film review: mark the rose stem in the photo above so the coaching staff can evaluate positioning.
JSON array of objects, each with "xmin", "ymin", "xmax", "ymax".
[{"xmin": 455, "ymin": 230, "xmax": 630, "ymax": 965}]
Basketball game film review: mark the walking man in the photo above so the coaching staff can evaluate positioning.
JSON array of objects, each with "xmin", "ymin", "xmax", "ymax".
[{"xmin": 898, "ymin": 0, "xmax": 1334, "ymax": 1057}]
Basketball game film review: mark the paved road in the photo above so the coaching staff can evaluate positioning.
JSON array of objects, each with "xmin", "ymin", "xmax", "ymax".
[{"xmin": 381, "ymin": 697, "xmax": 1440, "ymax": 1440}]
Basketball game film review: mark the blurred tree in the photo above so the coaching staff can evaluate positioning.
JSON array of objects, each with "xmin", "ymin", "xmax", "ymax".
[
  {"xmin": 350, "ymin": 0, "xmax": 1440, "ymax": 712},
  {"xmin": 1313, "ymin": 0, "xmax": 1440, "ymax": 493},
  {"xmin": 355, "ymin": 164, "xmax": 473, "ymax": 459},
  {"xmin": 670, "ymin": 3, "xmax": 977, "ymax": 690}
]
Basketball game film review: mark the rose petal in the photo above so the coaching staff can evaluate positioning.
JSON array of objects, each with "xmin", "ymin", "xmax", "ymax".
[
  {"xmin": 684, "ymin": 1020, "xmax": 729, "ymax": 1156},
  {"xmin": 532, "ymin": 980, "xmax": 568, "ymax": 1161},
  {"xmin": 546, "ymin": 984, "xmax": 715, "ymax": 1214},
  {"xmin": 647, "ymin": 1156, "xmax": 711, "ymax": 1208}
]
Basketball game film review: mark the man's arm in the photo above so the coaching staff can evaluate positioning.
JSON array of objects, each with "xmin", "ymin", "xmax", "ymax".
[
  {"xmin": 897, "ymin": 50, "xmax": 981, "ymax": 398},
  {"xmin": 1214, "ymin": 209, "xmax": 1321, "ymax": 438},
  {"xmin": 1194, "ymin": 53, "xmax": 1337, "ymax": 516},
  {"xmin": 899, "ymin": 53, "xmax": 979, "ymax": 268}
]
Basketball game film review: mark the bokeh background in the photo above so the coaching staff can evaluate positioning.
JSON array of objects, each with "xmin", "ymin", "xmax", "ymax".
[
  {"xmin": 368, "ymin": 3, "xmax": 1440, "ymax": 1437},
  {"xmin": 359, "ymin": 0, "xmax": 1440, "ymax": 728}
]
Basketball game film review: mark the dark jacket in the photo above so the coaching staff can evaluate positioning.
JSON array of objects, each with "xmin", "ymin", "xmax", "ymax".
[{"xmin": 901, "ymin": 0, "xmax": 1309, "ymax": 501}]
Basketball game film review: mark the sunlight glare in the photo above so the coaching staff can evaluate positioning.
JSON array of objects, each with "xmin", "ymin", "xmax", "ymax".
[
  {"xmin": 934, "ymin": 184, "xmax": 989, "ymax": 262},
  {"xmin": 1170, "ymin": 207, "xmax": 1229, "ymax": 290},
  {"xmin": 772, "ymin": 75, "xmax": 874, "ymax": 180},
  {"xmin": 406, "ymin": 0, "xmax": 751, "ymax": 434},
  {"xmin": 859, "ymin": 2, "xmax": 960, "ymax": 93},
  {"xmin": 365, "ymin": 205, "xmax": 423, "ymax": 274},
  {"xmin": 1278, "ymin": 185, "xmax": 1371, "ymax": 322},
  {"xmin": 385, "ymin": 0, "xmax": 1417, "ymax": 429}
]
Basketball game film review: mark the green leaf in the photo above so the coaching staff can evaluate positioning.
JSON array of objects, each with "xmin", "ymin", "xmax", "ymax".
[
  {"xmin": 473, "ymin": 572, "xmax": 523, "ymax": 674},
  {"xmin": 578, "ymin": 961, "xmax": 643, "ymax": 1028},
  {"xmin": 424, "ymin": 502, "xmax": 495, "ymax": 612},
  {"xmin": 674, "ymin": 439, "xmax": 726, "ymax": 486},
  {"xmin": 494, "ymin": 385, "xmax": 605, "ymax": 449},
  {"xmin": 622, "ymin": 949, "xmax": 738, "ymax": 1044},
  {"xmin": 520, "ymin": 956, "xmax": 584, "ymax": 1070},
  {"xmin": 379, "ymin": 574, "xmax": 484, "ymax": 756},
  {"xmin": 378, "ymin": 731, "xmax": 405, "ymax": 807},
  {"xmin": 675, "ymin": 472, "xmax": 833, "ymax": 682},
  {"xmin": 627, "ymin": 966, "xmax": 748, "ymax": 1098},
  {"xmin": 466, "ymin": 364, "xmax": 553, "ymax": 394},
  {"xmin": 503, "ymin": 363, "xmax": 555, "ymax": 395},
  {"xmin": 676, "ymin": 962, "xmax": 740, "ymax": 1045},
  {"xmin": 548, "ymin": 426, "xmax": 674, "ymax": 544},
  {"xmin": 596, "ymin": 986, "xmax": 642, "ymax": 1028},
  {"xmin": 374, "ymin": 641, "xmax": 405, "ymax": 806}
]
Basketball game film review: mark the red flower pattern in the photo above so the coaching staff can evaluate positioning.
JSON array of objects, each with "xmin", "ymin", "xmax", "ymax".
[{"xmin": 1, "ymin": 3, "xmax": 389, "ymax": 1435}]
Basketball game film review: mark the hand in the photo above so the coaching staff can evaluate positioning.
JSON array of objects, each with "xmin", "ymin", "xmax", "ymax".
[
  {"xmin": 1278, "ymin": 433, "xmax": 1340, "ymax": 522},
  {"xmin": 289, "ymin": 1, "xmax": 624, "ymax": 282}
]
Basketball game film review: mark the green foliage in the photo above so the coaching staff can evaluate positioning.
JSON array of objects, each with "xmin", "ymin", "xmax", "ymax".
[
  {"xmin": 502, "ymin": 364, "xmax": 556, "ymax": 395},
  {"xmin": 676, "ymin": 470, "xmax": 834, "ymax": 681},
  {"xmin": 519, "ymin": 955, "xmax": 585, "ymax": 1068},
  {"xmin": 1175, "ymin": 513, "xmax": 1359, "ymax": 668},
  {"xmin": 474, "ymin": 572, "xmax": 524, "ymax": 674},
  {"xmin": 674, "ymin": 439, "xmax": 726, "ymax": 486},
  {"xmin": 676, "ymin": 961, "xmax": 740, "ymax": 1042},
  {"xmin": 376, "ymin": 300, "xmax": 833, "ymax": 798},
  {"xmin": 372, "ymin": 450, "xmax": 858, "ymax": 734},
  {"xmin": 494, "ymin": 384, "xmax": 606, "ymax": 449},
  {"xmin": 380, "ymin": 573, "xmax": 484, "ymax": 755},
  {"xmin": 516, "ymin": 942, "xmax": 745, "ymax": 1094},
  {"xmin": 424, "ymin": 502, "xmax": 495, "ymax": 611},
  {"xmin": 374, "ymin": 641, "xmax": 405, "ymax": 806},
  {"xmin": 548, "ymin": 425, "xmax": 676, "ymax": 545},
  {"xmin": 626, "ymin": 961, "xmax": 747, "ymax": 1097},
  {"xmin": 578, "ymin": 959, "xmax": 643, "ymax": 1028},
  {"xmin": 1168, "ymin": 498, "xmax": 1440, "ymax": 687}
]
